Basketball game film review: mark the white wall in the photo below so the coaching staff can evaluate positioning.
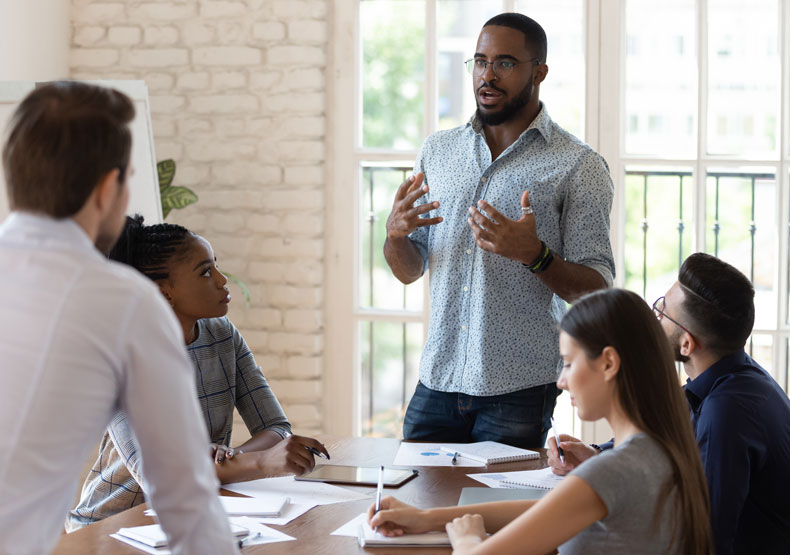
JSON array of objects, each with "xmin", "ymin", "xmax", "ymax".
[{"xmin": 0, "ymin": 0, "xmax": 70, "ymax": 80}]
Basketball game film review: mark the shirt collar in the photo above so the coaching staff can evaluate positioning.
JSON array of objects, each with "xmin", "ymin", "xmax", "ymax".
[
  {"xmin": 0, "ymin": 211, "xmax": 101, "ymax": 257},
  {"xmin": 468, "ymin": 101, "xmax": 553, "ymax": 144},
  {"xmin": 685, "ymin": 350, "xmax": 753, "ymax": 404}
]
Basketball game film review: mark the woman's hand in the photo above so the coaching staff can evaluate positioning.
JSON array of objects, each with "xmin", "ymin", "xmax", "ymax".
[
  {"xmin": 367, "ymin": 496, "xmax": 434, "ymax": 536},
  {"xmin": 210, "ymin": 443, "xmax": 242, "ymax": 465},
  {"xmin": 446, "ymin": 514, "xmax": 486, "ymax": 553}
]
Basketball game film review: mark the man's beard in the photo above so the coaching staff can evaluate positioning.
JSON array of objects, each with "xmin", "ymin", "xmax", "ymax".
[
  {"xmin": 475, "ymin": 76, "xmax": 533, "ymax": 126},
  {"xmin": 670, "ymin": 327, "xmax": 690, "ymax": 363}
]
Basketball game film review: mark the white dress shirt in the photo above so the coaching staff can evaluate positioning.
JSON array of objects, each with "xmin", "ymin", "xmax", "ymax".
[{"xmin": 0, "ymin": 213, "xmax": 237, "ymax": 555}]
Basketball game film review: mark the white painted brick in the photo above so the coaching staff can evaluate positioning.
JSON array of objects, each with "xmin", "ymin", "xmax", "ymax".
[
  {"xmin": 266, "ymin": 285, "xmax": 322, "ymax": 308},
  {"xmin": 284, "ymin": 260, "xmax": 323, "ymax": 285},
  {"xmin": 284, "ymin": 165, "xmax": 323, "ymax": 186},
  {"xmin": 187, "ymin": 141, "xmax": 257, "ymax": 161},
  {"xmin": 213, "ymin": 71, "xmax": 247, "ymax": 89},
  {"xmin": 247, "ymin": 117, "xmax": 275, "ymax": 136},
  {"xmin": 190, "ymin": 94, "xmax": 259, "ymax": 114},
  {"xmin": 257, "ymin": 354, "xmax": 282, "ymax": 376},
  {"xmin": 200, "ymin": 1, "xmax": 247, "ymax": 17},
  {"xmin": 259, "ymin": 238, "xmax": 323, "ymax": 258},
  {"xmin": 151, "ymin": 117, "xmax": 176, "ymax": 137},
  {"xmin": 284, "ymin": 309, "xmax": 322, "ymax": 332},
  {"xmin": 247, "ymin": 214, "xmax": 281, "ymax": 234},
  {"xmin": 285, "ymin": 403, "xmax": 321, "ymax": 424},
  {"xmin": 271, "ymin": 1, "xmax": 327, "ymax": 19},
  {"xmin": 252, "ymin": 22, "xmax": 285, "ymax": 41},
  {"xmin": 127, "ymin": 48, "xmax": 188, "ymax": 67},
  {"xmin": 265, "ymin": 92, "xmax": 323, "ymax": 113},
  {"xmin": 210, "ymin": 162, "xmax": 281, "ymax": 186},
  {"xmin": 277, "ymin": 140, "xmax": 324, "ymax": 162},
  {"xmin": 194, "ymin": 46, "xmax": 261, "ymax": 66},
  {"xmin": 72, "ymin": 3, "xmax": 125, "ymax": 23},
  {"xmin": 129, "ymin": 2, "xmax": 197, "ymax": 20},
  {"xmin": 249, "ymin": 71, "xmax": 281, "ymax": 90},
  {"xmin": 283, "ymin": 211, "xmax": 323, "ymax": 235},
  {"xmin": 243, "ymin": 330, "xmax": 269, "ymax": 352},
  {"xmin": 216, "ymin": 119, "xmax": 246, "ymax": 137},
  {"xmin": 143, "ymin": 26, "xmax": 179, "ymax": 45},
  {"xmin": 71, "ymin": 49, "xmax": 119, "ymax": 67},
  {"xmin": 288, "ymin": 20, "xmax": 326, "ymax": 43},
  {"xmin": 286, "ymin": 356, "xmax": 322, "ymax": 378},
  {"xmin": 248, "ymin": 262, "xmax": 286, "ymax": 282},
  {"xmin": 284, "ymin": 116, "xmax": 325, "ymax": 137},
  {"xmin": 182, "ymin": 22, "xmax": 215, "ymax": 45},
  {"xmin": 108, "ymin": 26, "xmax": 141, "ymax": 45},
  {"xmin": 266, "ymin": 46, "xmax": 325, "ymax": 67},
  {"xmin": 209, "ymin": 213, "xmax": 245, "ymax": 233},
  {"xmin": 276, "ymin": 67, "xmax": 324, "ymax": 91},
  {"xmin": 267, "ymin": 332, "xmax": 323, "ymax": 355},
  {"xmin": 268, "ymin": 379, "xmax": 322, "ymax": 402},
  {"xmin": 144, "ymin": 72, "xmax": 175, "ymax": 91},
  {"xmin": 199, "ymin": 190, "xmax": 266, "ymax": 209},
  {"xmin": 247, "ymin": 308, "xmax": 282, "ymax": 328},
  {"xmin": 262, "ymin": 189, "xmax": 323, "ymax": 211},
  {"xmin": 179, "ymin": 118, "xmax": 213, "ymax": 136},
  {"xmin": 149, "ymin": 95, "xmax": 186, "ymax": 114},
  {"xmin": 209, "ymin": 235, "xmax": 256, "ymax": 259},
  {"xmin": 172, "ymin": 164, "xmax": 210, "ymax": 186},
  {"xmin": 154, "ymin": 141, "xmax": 184, "ymax": 161},
  {"xmin": 73, "ymin": 26, "xmax": 106, "ymax": 46},
  {"xmin": 176, "ymin": 72, "xmax": 210, "ymax": 90},
  {"xmin": 217, "ymin": 22, "xmax": 247, "ymax": 44}
]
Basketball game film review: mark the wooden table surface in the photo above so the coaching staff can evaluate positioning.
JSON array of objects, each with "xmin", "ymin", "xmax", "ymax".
[{"xmin": 54, "ymin": 435, "xmax": 548, "ymax": 554}]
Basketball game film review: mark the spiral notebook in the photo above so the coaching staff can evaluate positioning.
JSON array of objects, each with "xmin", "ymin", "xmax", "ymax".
[
  {"xmin": 497, "ymin": 467, "xmax": 565, "ymax": 490},
  {"xmin": 438, "ymin": 441, "xmax": 540, "ymax": 465}
]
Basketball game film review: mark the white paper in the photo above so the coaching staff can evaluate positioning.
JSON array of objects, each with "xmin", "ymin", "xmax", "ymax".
[
  {"xmin": 392, "ymin": 442, "xmax": 486, "ymax": 467},
  {"xmin": 145, "ymin": 501, "xmax": 316, "ymax": 526},
  {"xmin": 331, "ymin": 513, "xmax": 450, "ymax": 547},
  {"xmin": 465, "ymin": 472, "xmax": 512, "ymax": 488},
  {"xmin": 222, "ymin": 475, "xmax": 371, "ymax": 506},
  {"xmin": 219, "ymin": 495, "xmax": 289, "ymax": 516},
  {"xmin": 467, "ymin": 468, "xmax": 563, "ymax": 490}
]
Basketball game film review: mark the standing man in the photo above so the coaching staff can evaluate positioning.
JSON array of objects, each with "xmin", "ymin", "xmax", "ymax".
[
  {"xmin": 385, "ymin": 13, "xmax": 615, "ymax": 447},
  {"xmin": 0, "ymin": 82, "xmax": 236, "ymax": 554},
  {"xmin": 548, "ymin": 253, "xmax": 790, "ymax": 554}
]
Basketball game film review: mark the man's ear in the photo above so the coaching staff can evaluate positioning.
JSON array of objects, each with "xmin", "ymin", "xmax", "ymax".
[
  {"xmin": 679, "ymin": 331, "xmax": 697, "ymax": 357},
  {"xmin": 94, "ymin": 168, "xmax": 121, "ymax": 213},
  {"xmin": 600, "ymin": 346, "xmax": 621, "ymax": 382},
  {"xmin": 533, "ymin": 63, "xmax": 548, "ymax": 87}
]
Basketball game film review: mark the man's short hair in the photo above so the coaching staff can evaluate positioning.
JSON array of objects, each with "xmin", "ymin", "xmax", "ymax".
[
  {"xmin": 483, "ymin": 12, "xmax": 547, "ymax": 63},
  {"xmin": 2, "ymin": 81, "xmax": 135, "ymax": 218},
  {"xmin": 678, "ymin": 252, "xmax": 755, "ymax": 355}
]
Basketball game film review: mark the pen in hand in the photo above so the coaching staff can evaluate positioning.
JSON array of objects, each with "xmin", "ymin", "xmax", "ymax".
[
  {"xmin": 282, "ymin": 431, "xmax": 331, "ymax": 460},
  {"xmin": 373, "ymin": 465, "xmax": 384, "ymax": 533},
  {"xmin": 550, "ymin": 417, "xmax": 565, "ymax": 464}
]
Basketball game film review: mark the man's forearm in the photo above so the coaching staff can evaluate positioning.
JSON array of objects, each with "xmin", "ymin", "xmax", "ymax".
[
  {"xmin": 384, "ymin": 236, "xmax": 425, "ymax": 284},
  {"xmin": 535, "ymin": 257, "xmax": 607, "ymax": 303}
]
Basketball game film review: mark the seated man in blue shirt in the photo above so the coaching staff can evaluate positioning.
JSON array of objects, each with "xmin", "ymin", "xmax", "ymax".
[{"xmin": 548, "ymin": 252, "xmax": 790, "ymax": 555}]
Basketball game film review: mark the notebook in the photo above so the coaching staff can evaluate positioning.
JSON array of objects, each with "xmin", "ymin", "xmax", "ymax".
[
  {"xmin": 115, "ymin": 523, "xmax": 248, "ymax": 548},
  {"xmin": 219, "ymin": 495, "xmax": 290, "ymax": 516},
  {"xmin": 457, "ymin": 486, "xmax": 547, "ymax": 505},
  {"xmin": 497, "ymin": 467, "xmax": 565, "ymax": 490},
  {"xmin": 356, "ymin": 520, "xmax": 450, "ymax": 547},
  {"xmin": 439, "ymin": 441, "xmax": 540, "ymax": 464}
]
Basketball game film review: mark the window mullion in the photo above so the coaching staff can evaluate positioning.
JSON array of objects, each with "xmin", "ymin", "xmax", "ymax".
[
  {"xmin": 425, "ymin": 0, "xmax": 438, "ymax": 137},
  {"xmin": 693, "ymin": 0, "xmax": 709, "ymax": 254}
]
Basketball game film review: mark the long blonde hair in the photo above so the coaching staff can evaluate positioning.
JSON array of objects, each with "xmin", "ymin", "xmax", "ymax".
[{"xmin": 560, "ymin": 289, "xmax": 713, "ymax": 555}]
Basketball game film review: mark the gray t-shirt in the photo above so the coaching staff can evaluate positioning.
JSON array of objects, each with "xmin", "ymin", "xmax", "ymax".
[{"xmin": 559, "ymin": 433, "xmax": 679, "ymax": 554}]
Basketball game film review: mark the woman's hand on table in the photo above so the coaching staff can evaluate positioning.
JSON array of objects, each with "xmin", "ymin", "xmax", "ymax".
[
  {"xmin": 367, "ymin": 496, "xmax": 435, "ymax": 536},
  {"xmin": 446, "ymin": 514, "xmax": 486, "ymax": 553}
]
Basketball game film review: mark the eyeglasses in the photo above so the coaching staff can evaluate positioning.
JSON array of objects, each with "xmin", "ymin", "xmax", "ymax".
[
  {"xmin": 652, "ymin": 296, "xmax": 694, "ymax": 336},
  {"xmin": 464, "ymin": 57, "xmax": 541, "ymax": 79}
]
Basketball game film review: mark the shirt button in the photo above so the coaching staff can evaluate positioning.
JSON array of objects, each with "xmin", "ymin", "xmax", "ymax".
[
  {"xmin": 463, "ymin": 286, "xmax": 469, "ymax": 292},
  {"xmin": 466, "ymin": 249, "xmax": 472, "ymax": 254},
  {"xmin": 461, "ymin": 324, "xmax": 467, "ymax": 330},
  {"xmin": 480, "ymin": 176, "xmax": 487, "ymax": 182}
]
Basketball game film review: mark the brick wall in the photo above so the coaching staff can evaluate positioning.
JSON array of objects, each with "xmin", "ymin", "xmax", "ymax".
[{"xmin": 70, "ymin": 0, "xmax": 328, "ymax": 438}]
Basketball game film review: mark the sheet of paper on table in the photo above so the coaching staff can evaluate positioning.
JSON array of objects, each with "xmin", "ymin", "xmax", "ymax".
[
  {"xmin": 466, "ymin": 468, "xmax": 564, "ymax": 490},
  {"xmin": 392, "ymin": 442, "xmax": 486, "ymax": 467},
  {"xmin": 331, "ymin": 513, "xmax": 451, "ymax": 547},
  {"xmin": 146, "ymin": 500, "xmax": 315, "ymax": 526},
  {"xmin": 222, "ymin": 475, "xmax": 372, "ymax": 506}
]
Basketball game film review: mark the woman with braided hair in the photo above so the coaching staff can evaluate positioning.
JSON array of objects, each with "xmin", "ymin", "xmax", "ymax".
[{"xmin": 67, "ymin": 215, "xmax": 328, "ymax": 531}]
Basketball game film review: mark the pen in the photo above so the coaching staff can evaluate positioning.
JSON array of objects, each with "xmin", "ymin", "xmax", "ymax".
[
  {"xmin": 373, "ymin": 465, "xmax": 384, "ymax": 532},
  {"xmin": 282, "ymin": 431, "xmax": 330, "ymax": 459},
  {"xmin": 550, "ymin": 417, "xmax": 565, "ymax": 464},
  {"xmin": 238, "ymin": 532, "xmax": 262, "ymax": 549},
  {"xmin": 451, "ymin": 452, "xmax": 459, "ymax": 465}
]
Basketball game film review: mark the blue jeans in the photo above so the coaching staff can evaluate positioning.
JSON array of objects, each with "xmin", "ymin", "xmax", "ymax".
[{"xmin": 402, "ymin": 381, "xmax": 561, "ymax": 449}]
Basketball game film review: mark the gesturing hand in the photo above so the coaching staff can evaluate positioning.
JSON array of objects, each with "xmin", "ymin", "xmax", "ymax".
[
  {"xmin": 386, "ymin": 172, "xmax": 443, "ymax": 241},
  {"xmin": 467, "ymin": 189, "xmax": 542, "ymax": 264}
]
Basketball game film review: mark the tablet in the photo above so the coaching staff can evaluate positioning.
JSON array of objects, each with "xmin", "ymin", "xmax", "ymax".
[{"xmin": 294, "ymin": 465, "xmax": 418, "ymax": 487}]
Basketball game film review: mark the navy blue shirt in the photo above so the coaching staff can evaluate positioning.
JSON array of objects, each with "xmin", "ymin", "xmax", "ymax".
[{"xmin": 685, "ymin": 351, "xmax": 790, "ymax": 555}]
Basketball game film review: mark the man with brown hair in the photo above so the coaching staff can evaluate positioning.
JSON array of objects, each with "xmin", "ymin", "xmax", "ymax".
[{"xmin": 0, "ymin": 82, "xmax": 237, "ymax": 554}]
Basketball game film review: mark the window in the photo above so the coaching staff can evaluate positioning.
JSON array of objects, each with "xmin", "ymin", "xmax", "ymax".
[{"xmin": 328, "ymin": 0, "xmax": 790, "ymax": 441}]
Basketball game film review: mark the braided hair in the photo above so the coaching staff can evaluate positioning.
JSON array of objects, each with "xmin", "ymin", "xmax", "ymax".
[{"xmin": 109, "ymin": 214, "xmax": 194, "ymax": 281}]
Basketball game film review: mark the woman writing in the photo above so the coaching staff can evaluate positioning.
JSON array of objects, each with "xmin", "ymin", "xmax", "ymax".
[{"xmin": 369, "ymin": 289, "xmax": 713, "ymax": 554}]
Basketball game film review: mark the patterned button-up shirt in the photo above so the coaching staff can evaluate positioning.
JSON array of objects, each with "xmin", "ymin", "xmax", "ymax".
[{"xmin": 410, "ymin": 103, "xmax": 615, "ymax": 396}]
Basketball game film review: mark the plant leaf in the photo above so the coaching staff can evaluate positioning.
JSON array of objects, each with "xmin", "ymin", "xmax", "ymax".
[
  {"xmin": 223, "ymin": 271, "xmax": 251, "ymax": 308},
  {"xmin": 157, "ymin": 159, "xmax": 176, "ymax": 190},
  {"xmin": 161, "ymin": 185, "xmax": 198, "ymax": 219}
]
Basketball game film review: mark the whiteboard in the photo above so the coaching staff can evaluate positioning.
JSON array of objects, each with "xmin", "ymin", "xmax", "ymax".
[{"xmin": 0, "ymin": 80, "xmax": 162, "ymax": 225}]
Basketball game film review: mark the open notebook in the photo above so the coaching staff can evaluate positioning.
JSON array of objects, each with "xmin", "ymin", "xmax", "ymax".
[
  {"xmin": 356, "ymin": 520, "xmax": 450, "ymax": 547},
  {"xmin": 439, "ymin": 441, "xmax": 540, "ymax": 464},
  {"xmin": 498, "ymin": 467, "xmax": 565, "ymax": 490}
]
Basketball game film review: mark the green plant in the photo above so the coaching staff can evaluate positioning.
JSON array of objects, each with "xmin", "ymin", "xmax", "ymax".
[{"xmin": 157, "ymin": 159, "xmax": 251, "ymax": 306}]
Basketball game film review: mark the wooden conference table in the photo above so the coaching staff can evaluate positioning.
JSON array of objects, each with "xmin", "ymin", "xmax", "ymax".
[{"xmin": 54, "ymin": 435, "xmax": 548, "ymax": 554}]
